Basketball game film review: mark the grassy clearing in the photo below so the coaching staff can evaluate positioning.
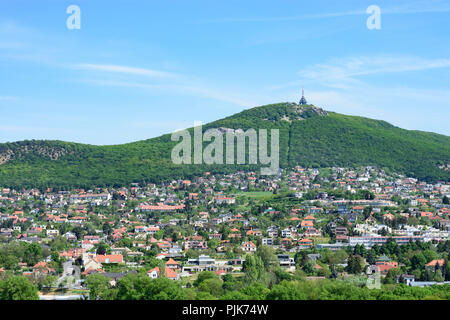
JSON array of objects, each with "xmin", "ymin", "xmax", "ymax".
[{"xmin": 234, "ymin": 191, "xmax": 274, "ymax": 199}]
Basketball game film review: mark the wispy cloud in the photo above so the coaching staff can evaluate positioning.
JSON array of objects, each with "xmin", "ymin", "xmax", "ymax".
[
  {"xmin": 383, "ymin": 0, "xmax": 450, "ymax": 14},
  {"xmin": 79, "ymin": 78, "xmax": 259, "ymax": 107},
  {"xmin": 201, "ymin": 10, "xmax": 364, "ymax": 23},
  {"xmin": 0, "ymin": 96, "xmax": 18, "ymax": 101},
  {"xmin": 267, "ymin": 54, "xmax": 450, "ymax": 135},
  {"xmin": 297, "ymin": 56, "xmax": 450, "ymax": 89},
  {"xmin": 74, "ymin": 63, "xmax": 178, "ymax": 79},
  {"xmin": 0, "ymin": 42, "xmax": 27, "ymax": 49},
  {"xmin": 0, "ymin": 21, "xmax": 30, "ymax": 34},
  {"xmin": 202, "ymin": 0, "xmax": 450, "ymax": 24}
]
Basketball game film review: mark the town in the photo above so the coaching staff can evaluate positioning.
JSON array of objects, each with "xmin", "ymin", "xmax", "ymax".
[{"xmin": 0, "ymin": 165, "xmax": 449, "ymax": 300}]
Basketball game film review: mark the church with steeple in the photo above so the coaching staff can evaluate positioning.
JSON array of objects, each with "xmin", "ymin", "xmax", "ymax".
[{"xmin": 299, "ymin": 88, "xmax": 307, "ymax": 105}]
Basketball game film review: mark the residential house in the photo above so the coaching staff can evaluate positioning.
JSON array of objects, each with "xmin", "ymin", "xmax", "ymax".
[{"xmin": 241, "ymin": 241, "xmax": 257, "ymax": 253}]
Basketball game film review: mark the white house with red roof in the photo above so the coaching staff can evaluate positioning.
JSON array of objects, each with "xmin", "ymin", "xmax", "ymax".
[{"xmin": 241, "ymin": 241, "xmax": 257, "ymax": 253}]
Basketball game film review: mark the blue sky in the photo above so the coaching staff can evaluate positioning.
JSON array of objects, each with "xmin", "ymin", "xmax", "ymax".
[{"xmin": 0, "ymin": 0, "xmax": 449, "ymax": 145}]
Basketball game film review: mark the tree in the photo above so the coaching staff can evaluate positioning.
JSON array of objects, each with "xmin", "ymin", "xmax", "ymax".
[
  {"xmin": 72, "ymin": 226, "xmax": 84, "ymax": 240},
  {"xmin": 302, "ymin": 260, "xmax": 317, "ymax": 275},
  {"xmin": 266, "ymin": 280, "xmax": 307, "ymax": 300},
  {"xmin": 366, "ymin": 252, "xmax": 376, "ymax": 265},
  {"xmin": 255, "ymin": 245, "xmax": 278, "ymax": 272},
  {"xmin": 0, "ymin": 276, "xmax": 39, "ymax": 300},
  {"xmin": 42, "ymin": 275, "xmax": 57, "ymax": 293},
  {"xmin": 346, "ymin": 255, "xmax": 365, "ymax": 275},
  {"xmin": 383, "ymin": 268, "xmax": 402, "ymax": 284},
  {"xmin": 240, "ymin": 282, "xmax": 270, "ymax": 300},
  {"xmin": 326, "ymin": 249, "xmax": 348, "ymax": 265},
  {"xmin": 96, "ymin": 242, "xmax": 110, "ymax": 255},
  {"xmin": 443, "ymin": 195, "xmax": 449, "ymax": 205},
  {"xmin": 0, "ymin": 255, "xmax": 19, "ymax": 271},
  {"xmin": 207, "ymin": 239, "xmax": 220, "ymax": 250},
  {"xmin": 422, "ymin": 249, "xmax": 439, "ymax": 263},
  {"xmin": 434, "ymin": 270, "xmax": 444, "ymax": 282},
  {"xmin": 23, "ymin": 243, "xmax": 43, "ymax": 266},
  {"xmin": 294, "ymin": 251, "xmax": 309, "ymax": 268},
  {"xmin": 445, "ymin": 260, "xmax": 450, "ymax": 281},
  {"xmin": 316, "ymin": 263, "xmax": 331, "ymax": 278},
  {"xmin": 144, "ymin": 277, "xmax": 186, "ymax": 300},
  {"xmin": 60, "ymin": 277, "xmax": 71, "ymax": 293},
  {"xmin": 85, "ymin": 274, "xmax": 112, "ymax": 300},
  {"xmin": 154, "ymin": 230, "xmax": 164, "ymax": 240},
  {"xmin": 411, "ymin": 253, "xmax": 427, "ymax": 270},
  {"xmin": 193, "ymin": 271, "xmax": 218, "ymax": 287},
  {"xmin": 197, "ymin": 278, "xmax": 223, "ymax": 297},
  {"xmin": 115, "ymin": 274, "xmax": 144, "ymax": 300},
  {"xmin": 102, "ymin": 222, "xmax": 113, "ymax": 235},
  {"xmin": 330, "ymin": 266, "xmax": 338, "ymax": 279},
  {"xmin": 117, "ymin": 237, "xmax": 134, "ymax": 248},
  {"xmin": 115, "ymin": 275, "xmax": 185, "ymax": 300},
  {"xmin": 222, "ymin": 274, "xmax": 238, "ymax": 292},
  {"xmin": 196, "ymin": 291, "xmax": 216, "ymax": 300},
  {"xmin": 220, "ymin": 290, "xmax": 249, "ymax": 300},
  {"xmin": 243, "ymin": 254, "xmax": 266, "ymax": 285}
]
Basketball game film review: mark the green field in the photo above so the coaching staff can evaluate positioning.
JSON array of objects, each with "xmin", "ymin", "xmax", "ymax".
[{"xmin": 234, "ymin": 191, "xmax": 274, "ymax": 199}]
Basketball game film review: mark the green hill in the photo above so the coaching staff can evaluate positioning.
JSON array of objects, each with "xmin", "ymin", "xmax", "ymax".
[{"xmin": 0, "ymin": 103, "xmax": 449, "ymax": 189}]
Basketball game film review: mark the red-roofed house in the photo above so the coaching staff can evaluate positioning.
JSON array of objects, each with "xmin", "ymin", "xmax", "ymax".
[
  {"xmin": 353, "ymin": 206, "xmax": 364, "ymax": 214},
  {"xmin": 425, "ymin": 259, "xmax": 445, "ymax": 271},
  {"xmin": 301, "ymin": 220, "xmax": 314, "ymax": 228},
  {"xmin": 375, "ymin": 261, "xmax": 399, "ymax": 275},
  {"xmin": 147, "ymin": 267, "xmax": 160, "ymax": 279},
  {"xmin": 147, "ymin": 266, "xmax": 179, "ymax": 280},
  {"xmin": 165, "ymin": 258, "xmax": 180, "ymax": 270},
  {"xmin": 95, "ymin": 254, "xmax": 123, "ymax": 264},
  {"xmin": 165, "ymin": 267, "xmax": 179, "ymax": 280},
  {"xmin": 32, "ymin": 261, "xmax": 55, "ymax": 275},
  {"xmin": 241, "ymin": 241, "xmax": 256, "ymax": 253},
  {"xmin": 82, "ymin": 267, "xmax": 105, "ymax": 276},
  {"xmin": 298, "ymin": 238, "xmax": 313, "ymax": 249},
  {"xmin": 421, "ymin": 212, "xmax": 434, "ymax": 219}
]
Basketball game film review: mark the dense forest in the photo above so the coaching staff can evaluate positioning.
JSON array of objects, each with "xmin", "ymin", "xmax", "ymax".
[{"xmin": 0, "ymin": 103, "xmax": 449, "ymax": 189}]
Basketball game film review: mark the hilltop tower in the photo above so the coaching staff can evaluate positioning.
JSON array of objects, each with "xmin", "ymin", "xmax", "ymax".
[{"xmin": 299, "ymin": 88, "xmax": 307, "ymax": 105}]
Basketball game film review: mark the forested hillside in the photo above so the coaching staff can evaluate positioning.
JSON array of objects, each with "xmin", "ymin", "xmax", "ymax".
[{"xmin": 0, "ymin": 103, "xmax": 448, "ymax": 189}]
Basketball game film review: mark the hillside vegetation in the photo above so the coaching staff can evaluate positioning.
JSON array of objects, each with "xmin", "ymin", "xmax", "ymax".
[{"xmin": 0, "ymin": 103, "xmax": 448, "ymax": 189}]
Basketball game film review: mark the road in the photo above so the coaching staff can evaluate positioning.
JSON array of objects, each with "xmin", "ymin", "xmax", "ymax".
[{"xmin": 56, "ymin": 260, "xmax": 81, "ymax": 289}]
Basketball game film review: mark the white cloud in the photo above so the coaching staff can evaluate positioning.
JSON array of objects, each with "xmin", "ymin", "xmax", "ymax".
[
  {"xmin": 0, "ymin": 96, "xmax": 17, "ymax": 101},
  {"xmin": 267, "ymin": 55, "xmax": 450, "ymax": 135},
  {"xmin": 0, "ymin": 42, "xmax": 26, "ymax": 49},
  {"xmin": 74, "ymin": 64, "xmax": 178, "ymax": 79},
  {"xmin": 297, "ymin": 56, "xmax": 450, "ymax": 89},
  {"xmin": 201, "ymin": 10, "xmax": 364, "ymax": 23},
  {"xmin": 73, "ymin": 63, "xmax": 262, "ymax": 106},
  {"xmin": 384, "ymin": 0, "xmax": 450, "ymax": 14},
  {"xmin": 202, "ymin": 0, "xmax": 450, "ymax": 24},
  {"xmin": 79, "ymin": 75, "xmax": 261, "ymax": 107}
]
